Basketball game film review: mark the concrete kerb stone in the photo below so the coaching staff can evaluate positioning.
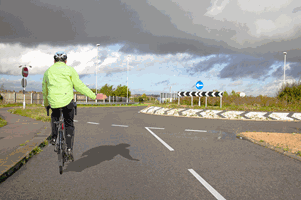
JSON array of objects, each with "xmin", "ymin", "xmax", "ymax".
[
  {"xmin": 139, "ymin": 107, "xmax": 301, "ymax": 123},
  {"xmin": 0, "ymin": 122, "xmax": 51, "ymax": 183}
]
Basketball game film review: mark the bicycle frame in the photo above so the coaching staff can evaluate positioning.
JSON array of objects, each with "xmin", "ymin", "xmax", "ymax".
[{"xmin": 46, "ymin": 101, "xmax": 77, "ymax": 174}]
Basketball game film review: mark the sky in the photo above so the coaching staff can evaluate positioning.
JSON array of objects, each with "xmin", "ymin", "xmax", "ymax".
[{"xmin": 1, "ymin": 0, "xmax": 301, "ymax": 98}]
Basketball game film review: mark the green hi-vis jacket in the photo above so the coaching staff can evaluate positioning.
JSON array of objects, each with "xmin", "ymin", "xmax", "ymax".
[{"xmin": 42, "ymin": 61, "xmax": 96, "ymax": 109}]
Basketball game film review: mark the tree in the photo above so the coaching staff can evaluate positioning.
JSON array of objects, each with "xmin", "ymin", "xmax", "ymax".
[
  {"xmin": 0, "ymin": 83, "xmax": 5, "ymax": 92},
  {"xmin": 111, "ymin": 84, "xmax": 131, "ymax": 98},
  {"xmin": 141, "ymin": 93, "xmax": 148, "ymax": 101},
  {"xmin": 99, "ymin": 84, "xmax": 115, "ymax": 96}
]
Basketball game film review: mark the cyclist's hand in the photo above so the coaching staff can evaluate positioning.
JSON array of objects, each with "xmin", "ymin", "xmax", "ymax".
[{"xmin": 96, "ymin": 93, "xmax": 103, "ymax": 100}]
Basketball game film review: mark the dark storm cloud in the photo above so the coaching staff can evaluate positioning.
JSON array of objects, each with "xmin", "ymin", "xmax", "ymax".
[
  {"xmin": 154, "ymin": 80, "xmax": 170, "ymax": 86},
  {"xmin": 271, "ymin": 62, "xmax": 301, "ymax": 80},
  {"xmin": 1, "ymin": 0, "xmax": 301, "ymax": 83},
  {"xmin": 292, "ymin": 6, "xmax": 301, "ymax": 13},
  {"xmin": 0, "ymin": 0, "xmax": 235, "ymax": 57},
  {"xmin": 186, "ymin": 54, "xmax": 281, "ymax": 81}
]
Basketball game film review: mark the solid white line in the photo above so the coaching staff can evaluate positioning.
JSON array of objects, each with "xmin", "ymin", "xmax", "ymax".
[
  {"xmin": 188, "ymin": 169, "xmax": 226, "ymax": 200},
  {"xmin": 146, "ymin": 127, "xmax": 165, "ymax": 129},
  {"xmin": 112, "ymin": 124, "xmax": 129, "ymax": 127},
  {"xmin": 73, "ymin": 120, "xmax": 78, "ymax": 122},
  {"xmin": 185, "ymin": 129, "xmax": 207, "ymax": 132},
  {"xmin": 87, "ymin": 122, "xmax": 99, "ymax": 124},
  {"xmin": 145, "ymin": 127, "xmax": 174, "ymax": 151}
]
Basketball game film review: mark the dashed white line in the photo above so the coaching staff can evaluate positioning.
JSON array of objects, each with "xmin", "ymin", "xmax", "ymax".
[
  {"xmin": 188, "ymin": 169, "xmax": 226, "ymax": 200},
  {"xmin": 146, "ymin": 127, "xmax": 165, "ymax": 129},
  {"xmin": 112, "ymin": 124, "xmax": 129, "ymax": 127},
  {"xmin": 145, "ymin": 127, "xmax": 174, "ymax": 151},
  {"xmin": 87, "ymin": 122, "xmax": 99, "ymax": 125},
  {"xmin": 185, "ymin": 129, "xmax": 207, "ymax": 132}
]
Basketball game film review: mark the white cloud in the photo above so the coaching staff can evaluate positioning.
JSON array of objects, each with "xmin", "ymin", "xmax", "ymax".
[
  {"xmin": 205, "ymin": 0, "xmax": 230, "ymax": 16},
  {"xmin": 253, "ymin": 14, "xmax": 292, "ymax": 37},
  {"xmin": 237, "ymin": 0, "xmax": 293, "ymax": 13}
]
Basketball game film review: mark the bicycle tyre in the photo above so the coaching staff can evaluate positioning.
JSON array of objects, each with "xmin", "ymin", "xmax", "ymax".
[
  {"xmin": 59, "ymin": 166, "xmax": 63, "ymax": 174},
  {"xmin": 58, "ymin": 130, "xmax": 64, "ymax": 174}
]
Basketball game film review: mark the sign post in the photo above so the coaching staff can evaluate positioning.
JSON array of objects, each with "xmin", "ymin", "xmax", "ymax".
[
  {"xmin": 196, "ymin": 81, "xmax": 203, "ymax": 106},
  {"xmin": 20, "ymin": 65, "xmax": 31, "ymax": 109}
]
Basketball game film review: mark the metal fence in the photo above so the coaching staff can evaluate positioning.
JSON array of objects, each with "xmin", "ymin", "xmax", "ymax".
[
  {"xmin": 0, "ymin": 92, "xmax": 138, "ymax": 105},
  {"xmin": 160, "ymin": 92, "xmax": 178, "ymax": 103}
]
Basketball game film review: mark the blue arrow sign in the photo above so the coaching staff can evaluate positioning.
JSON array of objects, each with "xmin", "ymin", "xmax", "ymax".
[{"xmin": 196, "ymin": 81, "xmax": 203, "ymax": 90}]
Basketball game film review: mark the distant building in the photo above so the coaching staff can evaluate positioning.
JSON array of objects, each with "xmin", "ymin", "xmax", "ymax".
[{"xmin": 236, "ymin": 92, "xmax": 246, "ymax": 97}]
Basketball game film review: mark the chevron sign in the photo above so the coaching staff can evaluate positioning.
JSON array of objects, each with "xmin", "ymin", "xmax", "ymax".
[{"xmin": 177, "ymin": 91, "xmax": 224, "ymax": 97}]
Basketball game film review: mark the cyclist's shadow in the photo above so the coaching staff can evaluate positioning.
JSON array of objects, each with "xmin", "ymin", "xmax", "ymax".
[{"xmin": 64, "ymin": 143, "xmax": 139, "ymax": 172}]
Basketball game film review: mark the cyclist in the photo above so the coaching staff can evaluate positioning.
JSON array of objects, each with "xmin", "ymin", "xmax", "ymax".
[{"xmin": 42, "ymin": 51, "xmax": 103, "ymax": 158}]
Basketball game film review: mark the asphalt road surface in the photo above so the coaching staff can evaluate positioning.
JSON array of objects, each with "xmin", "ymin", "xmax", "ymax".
[{"xmin": 1, "ymin": 106, "xmax": 301, "ymax": 200}]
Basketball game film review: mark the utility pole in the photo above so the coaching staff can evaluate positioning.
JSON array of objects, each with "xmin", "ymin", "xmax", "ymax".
[
  {"xmin": 283, "ymin": 52, "xmax": 287, "ymax": 87},
  {"xmin": 96, "ymin": 44, "xmax": 100, "ymax": 103}
]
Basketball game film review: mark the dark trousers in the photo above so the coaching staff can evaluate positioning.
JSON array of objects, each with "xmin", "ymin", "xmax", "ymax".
[{"xmin": 51, "ymin": 99, "xmax": 75, "ymax": 150}]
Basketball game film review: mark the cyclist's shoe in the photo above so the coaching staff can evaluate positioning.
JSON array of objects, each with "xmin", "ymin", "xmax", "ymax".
[
  {"xmin": 67, "ymin": 148, "xmax": 74, "ymax": 161},
  {"xmin": 50, "ymin": 138, "xmax": 56, "ymax": 146}
]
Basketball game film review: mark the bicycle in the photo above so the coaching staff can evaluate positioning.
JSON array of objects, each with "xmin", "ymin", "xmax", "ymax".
[{"xmin": 46, "ymin": 101, "xmax": 77, "ymax": 174}]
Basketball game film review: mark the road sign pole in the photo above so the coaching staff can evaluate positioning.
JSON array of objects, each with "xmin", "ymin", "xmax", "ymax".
[
  {"xmin": 23, "ymin": 79, "xmax": 26, "ymax": 109},
  {"xmin": 199, "ymin": 97, "xmax": 200, "ymax": 107}
]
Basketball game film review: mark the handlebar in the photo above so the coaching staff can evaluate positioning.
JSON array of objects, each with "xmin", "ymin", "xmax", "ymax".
[{"xmin": 46, "ymin": 101, "xmax": 77, "ymax": 116}]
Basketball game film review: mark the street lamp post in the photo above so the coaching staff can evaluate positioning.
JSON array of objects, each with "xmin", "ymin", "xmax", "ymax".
[
  {"xmin": 127, "ymin": 55, "xmax": 131, "ymax": 103},
  {"xmin": 170, "ymin": 86, "xmax": 172, "ymax": 103},
  {"xmin": 283, "ymin": 52, "xmax": 287, "ymax": 87},
  {"xmin": 96, "ymin": 44, "xmax": 100, "ymax": 103}
]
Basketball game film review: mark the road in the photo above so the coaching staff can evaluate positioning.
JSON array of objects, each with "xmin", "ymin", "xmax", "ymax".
[{"xmin": 1, "ymin": 106, "xmax": 301, "ymax": 199}]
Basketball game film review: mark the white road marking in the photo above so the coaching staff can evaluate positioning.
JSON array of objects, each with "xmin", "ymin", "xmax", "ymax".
[
  {"xmin": 112, "ymin": 124, "xmax": 129, "ymax": 127},
  {"xmin": 185, "ymin": 129, "xmax": 207, "ymax": 132},
  {"xmin": 87, "ymin": 122, "xmax": 99, "ymax": 125},
  {"xmin": 145, "ymin": 127, "xmax": 174, "ymax": 151},
  {"xmin": 188, "ymin": 169, "xmax": 226, "ymax": 200},
  {"xmin": 73, "ymin": 120, "xmax": 78, "ymax": 122},
  {"xmin": 146, "ymin": 127, "xmax": 165, "ymax": 129}
]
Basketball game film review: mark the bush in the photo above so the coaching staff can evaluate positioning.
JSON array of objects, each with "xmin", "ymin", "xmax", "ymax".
[{"xmin": 138, "ymin": 97, "xmax": 144, "ymax": 104}]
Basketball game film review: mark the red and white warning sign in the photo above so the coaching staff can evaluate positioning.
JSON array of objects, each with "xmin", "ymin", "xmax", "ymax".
[{"xmin": 22, "ymin": 67, "xmax": 29, "ymax": 77}]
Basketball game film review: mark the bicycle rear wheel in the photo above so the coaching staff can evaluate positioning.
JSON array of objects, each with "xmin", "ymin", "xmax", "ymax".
[{"xmin": 58, "ymin": 130, "xmax": 64, "ymax": 174}]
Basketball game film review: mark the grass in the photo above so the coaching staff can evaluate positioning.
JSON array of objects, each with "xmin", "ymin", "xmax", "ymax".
[
  {"xmin": 1, "ymin": 92, "xmax": 301, "ymax": 127},
  {"xmin": 0, "ymin": 101, "xmax": 150, "ymax": 126}
]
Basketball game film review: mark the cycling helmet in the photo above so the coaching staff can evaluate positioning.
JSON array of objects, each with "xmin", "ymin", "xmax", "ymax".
[{"xmin": 54, "ymin": 51, "xmax": 67, "ymax": 62}]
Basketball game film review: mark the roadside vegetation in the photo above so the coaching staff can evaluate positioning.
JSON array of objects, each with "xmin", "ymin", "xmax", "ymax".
[
  {"xmin": 150, "ymin": 78, "xmax": 301, "ymax": 113},
  {"xmin": 0, "ymin": 78, "xmax": 301, "ymax": 127}
]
